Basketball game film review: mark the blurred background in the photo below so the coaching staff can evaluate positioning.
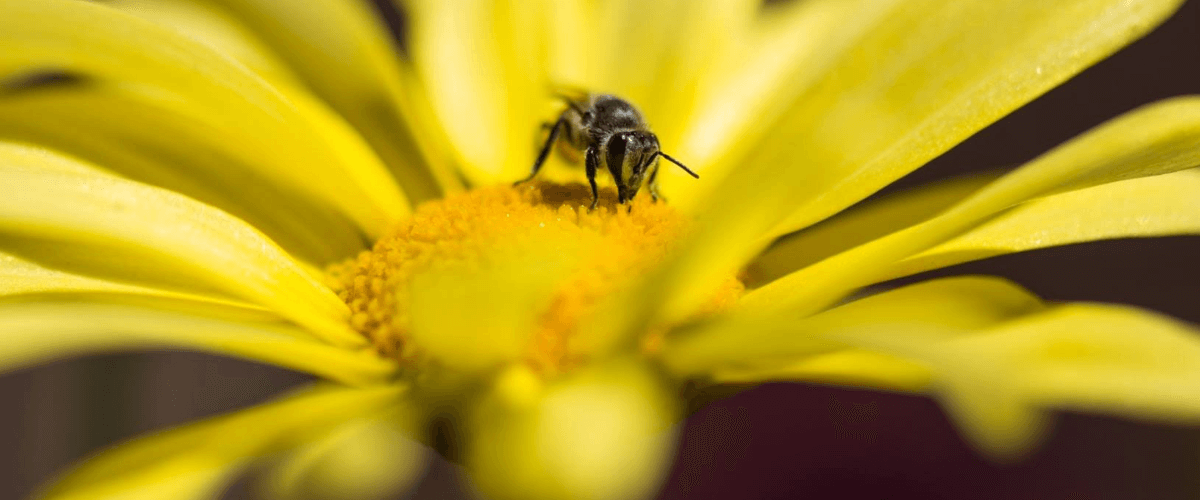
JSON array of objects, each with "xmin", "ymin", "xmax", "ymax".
[{"xmin": 1, "ymin": 1, "xmax": 1198, "ymax": 499}]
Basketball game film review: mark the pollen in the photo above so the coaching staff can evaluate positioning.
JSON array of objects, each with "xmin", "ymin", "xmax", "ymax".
[{"xmin": 326, "ymin": 182, "xmax": 743, "ymax": 374}]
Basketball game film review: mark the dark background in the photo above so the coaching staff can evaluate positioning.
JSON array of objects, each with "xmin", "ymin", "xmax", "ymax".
[{"xmin": 2, "ymin": 1, "xmax": 1198, "ymax": 499}]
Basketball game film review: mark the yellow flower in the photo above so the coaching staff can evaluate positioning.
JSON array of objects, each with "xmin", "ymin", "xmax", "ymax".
[{"xmin": 2, "ymin": 0, "xmax": 1200, "ymax": 498}]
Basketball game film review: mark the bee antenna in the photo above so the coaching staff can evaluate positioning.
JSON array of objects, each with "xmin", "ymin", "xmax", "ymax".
[{"xmin": 655, "ymin": 152, "xmax": 699, "ymax": 179}]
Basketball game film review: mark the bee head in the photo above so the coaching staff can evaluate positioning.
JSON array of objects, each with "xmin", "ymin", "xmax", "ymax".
[{"xmin": 605, "ymin": 130, "xmax": 660, "ymax": 202}]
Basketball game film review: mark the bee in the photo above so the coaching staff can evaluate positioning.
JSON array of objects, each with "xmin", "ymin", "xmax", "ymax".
[{"xmin": 514, "ymin": 92, "xmax": 698, "ymax": 210}]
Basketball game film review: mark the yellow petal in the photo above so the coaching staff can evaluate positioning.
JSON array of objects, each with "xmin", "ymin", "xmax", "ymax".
[
  {"xmin": 937, "ymin": 360, "xmax": 1050, "ymax": 462},
  {"xmin": 0, "ymin": 0, "xmax": 407, "ymax": 234},
  {"xmin": 0, "ymin": 161, "xmax": 363, "ymax": 347},
  {"xmin": 632, "ymin": 0, "xmax": 1185, "ymax": 334},
  {"xmin": 748, "ymin": 171, "xmax": 1000, "ymax": 286},
  {"xmin": 771, "ymin": 318, "xmax": 1046, "ymax": 460},
  {"xmin": 0, "ymin": 141, "xmax": 114, "ymax": 176},
  {"xmin": 0, "ymin": 84, "xmax": 368, "ymax": 263},
  {"xmin": 754, "ymin": 162, "xmax": 1200, "ymax": 286},
  {"xmin": 39, "ymin": 383, "xmax": 406, "ymax": 500},
  {"xmin": 0, "ymin": 248, "xmax": 259, "ymax": 309},
  {"xmin": 405, "ymin": 0, "xmax": 546, "ymax": 184},
  {"xmin": 469, "ymin": 361, "xmax": 677, "ymax": 500},
  {"xmin": 586, "ymin": 0, "xmax": 682, "ymax": 106},
  {"xmin": 630, "ymin": 0, "xmax": 759, "ymax": 138},
  {"xmin": 587, "ymin": 0, "xmax": 756, "ymax": 124},
  {"xmin": 880, "ymin": 168, "xmax": 1200, "ymax": 280},
  {"xmin": 282, "ymin": 82, "xmax": 415, "ymax": 237},
  {"xmin": 0, "ymin": 294, "xmax": 395, "ymax": 385},
  {"xmin": 1, "ymin": 249, "xmax": 157, "ymax": 297},
  {"xmin": 210, "ymin": 0, "xmax": 461, "ymax": 202},
  {"xmin": 936, "ymin": 305, "xmax": 1200, "ymax": 418},
  {"xmin": 712, "ymin": 350, "xmax": 934, "ymax": 393},
  {"xmin": 262, "ymin": 410, "xmax": 426, "ymax": 500},
  {"xmin": 825, "ymin": 304, "xmax": 1200, "ymax": 459},
  {"xmin": 686, "ymin": 302, "xmax": 1200, "ymax": 461},
  {"xmin": 746, "ymin": 97, "xmax": 1200, "ymax": 316},
  {"xmin": 662, "ymin": 276, "xmax": 1044, "ymax": 376},
  {"xmin": 754, "ymin": 0, "xmax": 1186, "ymax": 237},
  {"xmin": 671, "ymin": 0, "xmax": 899, "ymax": 194},
  {"xmin": 539, "ymin": 0, "xmax": 595, "ymax": 89},
  {"xmin": 102, "ymin": 0, "xmax": 300, "ymax": 84},
  {"xmin": 997, "ymin": 306, "xmax": 1200, "ymax": 421}
]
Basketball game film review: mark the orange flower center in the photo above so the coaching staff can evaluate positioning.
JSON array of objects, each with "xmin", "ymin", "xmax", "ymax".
[{"xmin": 326, "ymin": 182, "xmax": 742, "ymax": 374}]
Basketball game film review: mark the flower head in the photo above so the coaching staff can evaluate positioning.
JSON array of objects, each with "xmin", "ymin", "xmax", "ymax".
[{"xmin": 2, "ymin": 0, "xmax": 1200, "ymax": 499}]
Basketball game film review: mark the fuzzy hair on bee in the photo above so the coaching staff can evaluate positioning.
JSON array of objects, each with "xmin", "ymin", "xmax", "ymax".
[{"xmin": 514, "ymin": 92, "xmax": 698, "ymax": 210}]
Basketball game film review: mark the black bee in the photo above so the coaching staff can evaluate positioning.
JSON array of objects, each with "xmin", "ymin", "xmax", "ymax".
[{"xmin": 515, "ymin": 92, "xmax": 698, "ymax": 210}]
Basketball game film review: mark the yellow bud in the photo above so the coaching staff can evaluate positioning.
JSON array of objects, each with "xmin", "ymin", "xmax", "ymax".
[{"xmin": 468, "ymin": 360, "xmax": 678, "ymax": 500}]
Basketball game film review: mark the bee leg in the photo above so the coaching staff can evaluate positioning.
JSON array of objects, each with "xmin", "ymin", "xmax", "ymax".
[
  {"xmin": 616, "ymin": 186, "xmax": 634, "ymax": 213},
  {"xmin": 516, "ymin": 117, "xmax": 566, "ymax": 185},
  {"xmin": 586, "ymin": 146, "xmax": 600, "ymax": 211},
  {"xmin": 647, "ymin": 160, "xmax": 665, "ymax": 203}
]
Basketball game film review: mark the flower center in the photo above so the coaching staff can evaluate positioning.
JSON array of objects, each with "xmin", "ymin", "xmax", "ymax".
[{"xmin": 326, "ymin": 182, "xmax": 743, "ymax": 374}]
